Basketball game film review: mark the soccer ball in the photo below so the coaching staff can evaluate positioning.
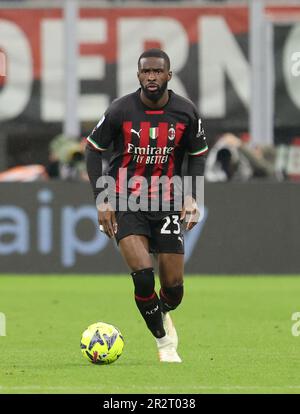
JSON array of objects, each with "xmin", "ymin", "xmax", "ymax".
[{"xmin": 80, "ymin": 322, "xmax": 124, "ymax": 365}]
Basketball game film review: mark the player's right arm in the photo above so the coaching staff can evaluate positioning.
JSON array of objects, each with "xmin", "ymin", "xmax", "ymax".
[
  {"xmin": 85, "ymin": 108, "xmax": 119, "ymax": 238},
  {"xmin": 85, "ymin": 145, "xmax": 116, "ymax": 239}
]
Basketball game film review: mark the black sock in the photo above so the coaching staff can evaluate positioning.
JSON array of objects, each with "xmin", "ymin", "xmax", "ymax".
[
  {"xmin": 131, "ymin": 268, "xmax": 165, "ymax": 338},
  {"xmin": 160, "ymin": 285, "xmax": 184, "ymax": 313}
]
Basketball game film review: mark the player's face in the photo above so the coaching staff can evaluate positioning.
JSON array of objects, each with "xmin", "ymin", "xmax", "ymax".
[{"xmin": 138, "ymin": 57, "xmax": 172, "ymax": 102}]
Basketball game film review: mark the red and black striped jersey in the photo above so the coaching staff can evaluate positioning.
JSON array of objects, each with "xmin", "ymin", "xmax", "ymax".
[{"xmin": 87, "ymin": 89, "xmax": 208, "ymax": 200}]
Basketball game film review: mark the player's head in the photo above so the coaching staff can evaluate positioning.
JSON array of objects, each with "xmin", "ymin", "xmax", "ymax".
[
  {"xmin": 137, "ymin": 48, "xmax": 172, "ymax": 102},
  {"xmin": 138, "ymin": 48, "xmax": 171, "ymax": 71}
]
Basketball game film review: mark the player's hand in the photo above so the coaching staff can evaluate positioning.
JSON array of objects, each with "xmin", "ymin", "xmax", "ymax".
[
  {"xmin": 97, "ymin": 202, "xmax": 117, "ymax": 239},
  {"xmin": 180, "ymin": 195, "xmax": 200, "ymax": 231}
]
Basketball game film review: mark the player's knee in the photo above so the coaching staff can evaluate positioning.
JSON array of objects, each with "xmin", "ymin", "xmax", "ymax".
[
  {"xmin": 160, "ymin": 284, "xmax": 184, "ymax": 311},
  {"xmin": 131, "ymin": 267, "xmax": 155, "ymax": 299}
]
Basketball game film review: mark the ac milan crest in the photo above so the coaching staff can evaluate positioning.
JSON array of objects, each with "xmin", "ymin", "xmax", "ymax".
[{"xmin": 168, "ymin": 125, "xmax": 176, "ymax": 141}]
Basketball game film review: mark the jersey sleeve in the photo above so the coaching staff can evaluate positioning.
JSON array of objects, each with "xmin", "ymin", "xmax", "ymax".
[
  {"xmin": 86, "ymin": 104, "xmax": 120, "ymax": 152},
  {"xmin": 186, "ymin": 108, "xmax": 208, "ymax": 157}
]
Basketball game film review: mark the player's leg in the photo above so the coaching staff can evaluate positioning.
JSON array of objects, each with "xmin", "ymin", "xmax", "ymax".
[
  {"xmin": 154, "ymin": 252, "xmax": 184, "ymax": 362},
  {"xmin": 119, "ymin": 234, "xmax": 152, "ymax": 271},
  {"xmin": 119, "ymin": 235, "xmax": 166, "ymax": 339},
  {"xmin": 151, "ymin": 213, "xmax": 185, "ymax": 315},
  {"xmin": 158, "ymin": 253, "xmax": 184, "ymax": 350},
  {"xmin": 148, "ymin": 213, "xmax": 184, "ymax": 362}
]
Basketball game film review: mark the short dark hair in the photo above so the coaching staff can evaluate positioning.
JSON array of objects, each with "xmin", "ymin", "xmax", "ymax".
[{"xmin": 138, "ymin": 48, "xmax": 170, "ymax": 71}]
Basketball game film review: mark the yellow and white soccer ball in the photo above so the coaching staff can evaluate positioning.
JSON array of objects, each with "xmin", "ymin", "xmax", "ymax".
[{"xmin": 80, "ymin": 322, "xmax": 124, "ymax": 365}]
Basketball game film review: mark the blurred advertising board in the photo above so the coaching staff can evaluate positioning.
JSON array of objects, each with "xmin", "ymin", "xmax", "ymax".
[{"xmin": 0, "ymin": 182, "xmax": 299, "ymax": 274}]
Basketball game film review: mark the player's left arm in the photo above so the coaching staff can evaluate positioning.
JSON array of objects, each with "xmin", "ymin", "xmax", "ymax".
[
  {"xmin": 181, "ymin": 113, "xmax": 208, "ymax": 230},
  {"xmin": 181, "ymin": 155, "xmax": 206, "ymax": 230}
]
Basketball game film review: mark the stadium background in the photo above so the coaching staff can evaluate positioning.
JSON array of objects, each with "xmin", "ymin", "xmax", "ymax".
[{"xmin": 1, "ymin": 0, "xmax": 300, "ymax": 396}]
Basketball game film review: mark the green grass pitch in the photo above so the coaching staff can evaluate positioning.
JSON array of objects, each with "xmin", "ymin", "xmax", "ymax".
[{"xmin": 0, "ymin": 275, "xmax": 300, "ymax": 394}]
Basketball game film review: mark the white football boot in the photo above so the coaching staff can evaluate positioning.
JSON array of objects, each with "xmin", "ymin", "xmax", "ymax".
[
  {"xmin": 162, "ymin": 312, "xmax": 178, "ymax": 350},
  {"xmin": 156, "ymin": 335, "xmax": 182, "ymax": 363}
]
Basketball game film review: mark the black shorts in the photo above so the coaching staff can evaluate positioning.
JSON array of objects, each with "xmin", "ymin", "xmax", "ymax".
[{"xmin": 115, "ymin": 211, "xmax": 184, "ymax": 254}]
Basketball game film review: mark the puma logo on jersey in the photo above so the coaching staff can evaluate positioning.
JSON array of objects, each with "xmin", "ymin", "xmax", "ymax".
[{"xmin": 131, "ymin": 128, "xmax": 142, "ymax": 139}]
